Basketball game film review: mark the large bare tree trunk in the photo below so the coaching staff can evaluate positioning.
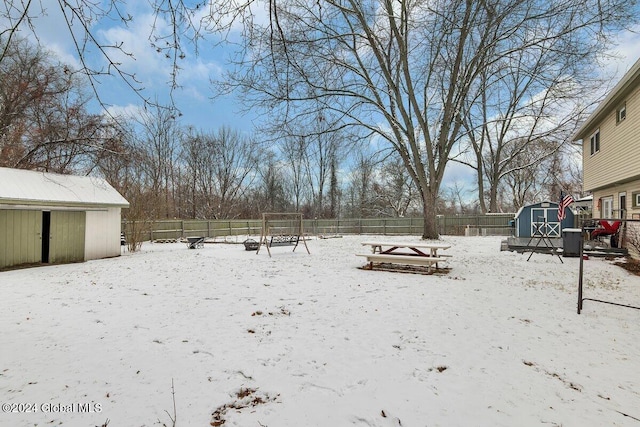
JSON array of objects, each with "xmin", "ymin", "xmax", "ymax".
[{"xmin": 421, "ymin": 191, "xmax": 439, "ymax": 240}]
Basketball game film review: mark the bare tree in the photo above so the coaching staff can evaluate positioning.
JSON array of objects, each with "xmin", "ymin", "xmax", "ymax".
[
  {"xmin": 0, "ymin": 36, "xmax": 121, "ymax": 173},
  {"xmin": 456, "ymin": 31, "xmax": 610, "ymax": 213},
  {"xmin": 208, "ymin": 126, "xmax": 258, "ymax": 219},
  {"xmin": 301, "ymin": 129, "xmax": 339, "ymax": 218},
  {"xmin": 343, "ymin": 147, "xmax": 379, "ymax": 218},
  {"xmin": 0, "ymin": 37, "xmax": 58, "ymax": 166},
  {"xmin": 93, "ymin": 119, "xmax": 153, "ymax": 252},
  {"xmin": 329, "ymin": 152, "xmax": 340, "ymax": 218},
  {"xmin": 178, "ymin": 126, "xmax": 259, "ymax": 219},
  {"xmin": 440, "ymin": 181, "xmax": 475, "ymax": 215},
  {"xmin": 132, "ymin": 105, "xmax": 182, "ymax": 218},
  {"xmin": 216, "ymin": 0, "xmax": 636, "ymax": 238},
  {"xmin": 371, "ymin": 155, "xmax": 419, "ymax": 218},
  {"xmin": 94, "ymin": 120, "xmax": 137, "ymax": 194},
  {"xmin": 279, "ymin": 134, "xmax": 309, "ymax": 212},
  {"xmin": 266, "ymin": 105, "xmax": 354, "ymax": 218},
  {"xmin": 500, "ymin": 138, "xmax": 559, "ymax": 211},
  {"xmin": 179, "ymin": 130, "xmax": 209, "ymax": 219},
  {"xmin": 1, "ymin": 1, "xmax": 206, "ymax": 110},
  {"xmin": 252, "ymin": 148, "xmax": 291, "ymax": 215}
]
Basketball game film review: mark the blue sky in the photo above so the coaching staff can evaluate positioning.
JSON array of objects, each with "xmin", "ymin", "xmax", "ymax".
[
  {"xmin": 20, "ymin": 2, "xmax": 640, "ymax": 137},
  {"xmin": 17, "ymin": 2, "xmax": 261, "ymax": 134},
  {"xmin": 10, "ymin": 1, "xmax": 640, "ymax": 200}
]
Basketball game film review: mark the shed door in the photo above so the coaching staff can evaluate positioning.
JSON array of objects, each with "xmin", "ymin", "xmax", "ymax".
[
  {"xmin": 48, "ymin": 211, "xmax": 85, "ymax": 264},
  {"xmin": 0, "ymin": 210, "xmax": 42, "ymax": 269},
  {"xmin": 531, "ymin": 208, "xmax": 560, "ymax": 237}
]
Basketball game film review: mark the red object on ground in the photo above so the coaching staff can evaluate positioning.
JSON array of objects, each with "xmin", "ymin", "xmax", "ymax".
[{"xmin": 590, "ymin": 220, "xmax": 621, "ymax": 239}]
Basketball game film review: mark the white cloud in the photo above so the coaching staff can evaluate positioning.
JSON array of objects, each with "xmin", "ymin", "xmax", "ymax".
[
  {"xmin": 603, "ymin": 26, "xmax": 640, "ymax": 77},
  {"xmin": 96, "ymin": 14, "xmax": 172, "ymax": 85},
  {"xmin": 4, "ymin": 2, "xmax": 228, "ymax": 120},
  {"xmin": 197, "ymin": 0, "xmax": 271, "ymax": 34},
  {"xmin": 105, "ymin": 103, "xmax": 145, "ymax": 121}
]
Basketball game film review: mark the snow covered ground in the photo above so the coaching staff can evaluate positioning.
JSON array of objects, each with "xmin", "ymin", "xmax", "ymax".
[{"xmin": 1, "ymin": 235, "xmax": 639, "ymax": 427}]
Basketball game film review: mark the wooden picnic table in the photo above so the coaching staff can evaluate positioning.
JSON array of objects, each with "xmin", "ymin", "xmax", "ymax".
[
  {"xmin": 357, "ymin": 241, "xmax": 452, "ymax": 273},
  {"xmin": 360, "ymin": 241, "xmax": 451, "ymax": 257}
]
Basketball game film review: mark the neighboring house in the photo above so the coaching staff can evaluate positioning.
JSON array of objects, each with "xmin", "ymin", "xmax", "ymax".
[
  {"xmin": 0, "ymin": 167, "xmax": 129, "ymax": 270},
  {"xmin": 572, "ymin": 195, "xmax": 593, "ymax": 216},
  {"xmin": 573, "ymin": 58, "xmax": 640, "ymax": 221}
]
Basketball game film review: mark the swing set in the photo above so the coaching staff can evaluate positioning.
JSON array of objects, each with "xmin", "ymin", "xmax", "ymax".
[{"xmin": 256, "ymin": 212, "xmax": 310, "ymax": 257}]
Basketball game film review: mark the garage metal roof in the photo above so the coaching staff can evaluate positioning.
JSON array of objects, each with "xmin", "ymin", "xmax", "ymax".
[{"xmin": 0, "ymin": 167, "xmax": 129, "ymax": 208}]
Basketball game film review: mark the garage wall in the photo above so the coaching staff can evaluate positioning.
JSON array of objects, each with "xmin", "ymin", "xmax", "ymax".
[
  {"xmin": 85, "ymin": 208, "xmax": 122, "ymax": 260},
  {"xmin": 0, "ymin": 210, "xmax": 42, "ymax": 269}
]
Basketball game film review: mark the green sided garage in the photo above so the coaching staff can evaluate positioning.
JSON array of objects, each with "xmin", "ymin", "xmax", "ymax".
[{"xmin": 0, "ymin": 167, "xmax": 129, "ymax": 270}]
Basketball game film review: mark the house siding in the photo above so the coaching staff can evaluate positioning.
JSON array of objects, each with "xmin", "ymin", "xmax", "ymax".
[
  {"xmin": 583, "ymin": 86, "xmax": 640, "ymax": 192},
  {"xmin": 592, "ymin": 178, "xmax": 640, "ymax": 219}
]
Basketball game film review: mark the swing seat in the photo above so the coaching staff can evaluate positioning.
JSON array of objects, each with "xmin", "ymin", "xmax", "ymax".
[{"xmin": 269, "ymin": 235, "xmax": 299, "ymax": 247}]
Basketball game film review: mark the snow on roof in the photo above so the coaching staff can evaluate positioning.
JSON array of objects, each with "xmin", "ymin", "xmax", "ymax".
[
  {"xmin": 514, "ymin": 200, "xmax": 559, "ymax": 219},
  {"xmin": 0, "ymin": 167, "xmax": 129, "ymax": 207}
]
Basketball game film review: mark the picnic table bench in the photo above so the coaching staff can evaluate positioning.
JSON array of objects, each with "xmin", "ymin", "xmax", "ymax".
[{"xmin": 357, "ymin": 241, "xmax": 451, "ymax": 273}]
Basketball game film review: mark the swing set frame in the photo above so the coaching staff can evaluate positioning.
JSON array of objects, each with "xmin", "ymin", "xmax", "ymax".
[{"xmin": 256, "ymin": 212, "xmax": 311, "ymax": 257}]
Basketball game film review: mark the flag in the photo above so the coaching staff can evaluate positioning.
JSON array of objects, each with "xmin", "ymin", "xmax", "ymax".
[{"xmin": 558, "ymin": 192, "xmax": 574, "ymax": 221}]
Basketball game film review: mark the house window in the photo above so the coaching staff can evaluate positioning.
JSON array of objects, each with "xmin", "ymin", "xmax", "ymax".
[
  {"xmin": 619, "ymin": 192, "xmax": 627, "ymax": 218},
  {"xmin": 590, "ymin": 129, "xmax": 600, "ymax": 155},
  {"xmin": 617, "ymin": 104, "xmax": 626, "ymax": 124},
  {"xmin": 633, "ymin": 192, "xmax": 640, "ymax": 208}
]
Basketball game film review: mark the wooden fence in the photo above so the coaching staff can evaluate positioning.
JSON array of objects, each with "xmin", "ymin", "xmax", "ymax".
[{"xmin": 122, "ymin": 214, "xmax": 516, "ymax": 241}]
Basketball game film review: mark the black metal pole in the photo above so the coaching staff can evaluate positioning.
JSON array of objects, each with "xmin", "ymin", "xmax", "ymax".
[{"xmin": 578, "ymin": 227, "xmax": 584, "ymax": 314}]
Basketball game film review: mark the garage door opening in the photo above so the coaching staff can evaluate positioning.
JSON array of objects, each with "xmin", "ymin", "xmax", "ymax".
[{"xmin": 42, "ymin": 211, "xmax": 50, "ymax": 263}]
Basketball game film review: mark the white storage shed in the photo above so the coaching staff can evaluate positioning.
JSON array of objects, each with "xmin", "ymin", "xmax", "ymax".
[{"xmin": 0, "ymin": 167, "xmax": 129, "ymax": 269}]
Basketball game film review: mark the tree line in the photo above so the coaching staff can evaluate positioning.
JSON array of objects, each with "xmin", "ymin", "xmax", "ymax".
[
  {"xmin": 0, "ymin": 37, "xmax": 431, "ymax": 220},
  {"xmin": 1, "ymin": 0, "xmax": 635, "ymax": 235}
]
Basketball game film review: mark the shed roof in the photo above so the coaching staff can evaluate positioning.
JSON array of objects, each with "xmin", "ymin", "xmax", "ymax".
[
  {"xmin": 0, "ymin": 167, "xmax": 129, "ymax": 208},
  {"xmin": 514, "ymin": 201, "xmax": 560, "ymax": 219}
]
